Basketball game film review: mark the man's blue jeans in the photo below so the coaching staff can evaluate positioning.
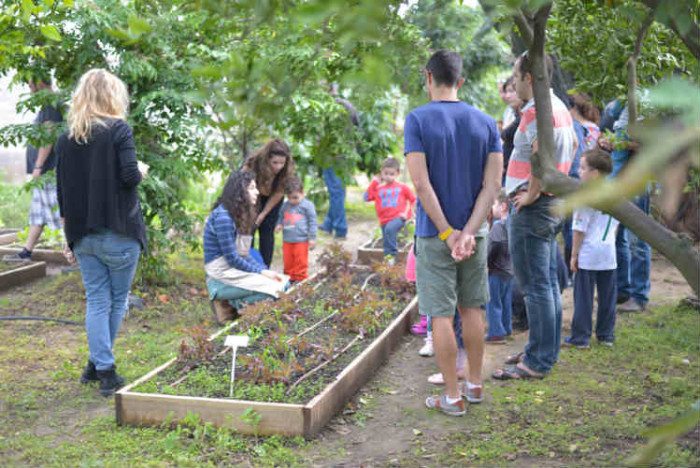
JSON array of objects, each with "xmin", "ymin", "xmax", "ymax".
[
  {"xmin": 508, "ymin": 196, "xmax": 563, "ymax": 374},
  {"xmin": 73, "ymin": 230, "xmax": 141, "ymax": 371},
  {"xmin": 321, "ymin": 168, "xmax": 347, "ymax": 237},
  {"xmin": 381, "ymin": 217, "xmax": 405, "ymax": 256},
  {"xmin": 486, "ymin": 274, "xmax": 513, "ymax": 339},
  {"xmin": 570, "ymin": 269, "xmax": 616, "ymax": 345},
  {"xmin": 616, "ymin": 190, "xmax": 651, "ymax": 306}
]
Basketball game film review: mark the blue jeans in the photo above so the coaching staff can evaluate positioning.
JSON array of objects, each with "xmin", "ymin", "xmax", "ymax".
[
  {"xmin": 508, "ymin": 196, "xmax": 563, "ymax": 374},
  {"xmin": 320, "ymin": 168, "xmax": 347, "ymax": 237},
  {"xmin": 616, "ymin": 190, "xmax": 651, "ymax": 306},
  {"xmin": 570, "ymin": 269, "xmax": 616, "ymax": 345},
  {"xmin": 381, "ymin": 218, "xmax": 405, "ymax": 256},
  {"xmin": 73, "ymin": 230, "xmax": 141, "ymax": 371},
  {"xmin": 486, "ymin": 274, "xmax": 513, "ymax": 338}
]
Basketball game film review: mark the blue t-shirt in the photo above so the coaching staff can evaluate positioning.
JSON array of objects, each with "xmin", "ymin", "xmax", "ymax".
[{"xmin": 403, "ymin": 101, "xmax": 502, "ymax": 237}]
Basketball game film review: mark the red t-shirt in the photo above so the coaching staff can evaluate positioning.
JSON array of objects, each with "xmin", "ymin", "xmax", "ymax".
[{"xmin": 364, "ymin": 180, "xmax": 416, "ymax": 226}]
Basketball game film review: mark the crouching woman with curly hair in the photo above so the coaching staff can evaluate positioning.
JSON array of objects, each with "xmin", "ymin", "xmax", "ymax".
[{"xmin": 204, "ymin": 171, "xmax": 288, "ymax": 324}]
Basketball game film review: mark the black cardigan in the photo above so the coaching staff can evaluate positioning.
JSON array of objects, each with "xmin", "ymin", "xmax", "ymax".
[{"xmin": 56, "ymin": 119, "xmax": 147, "ymax": 252}]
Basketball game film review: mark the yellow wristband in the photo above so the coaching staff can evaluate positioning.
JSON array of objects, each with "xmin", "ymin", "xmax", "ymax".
[{"xmin": 438, "ymin": 227, "xmax": 454, "ymax": 241}]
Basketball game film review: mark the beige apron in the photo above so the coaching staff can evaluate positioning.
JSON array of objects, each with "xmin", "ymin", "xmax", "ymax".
[{"xmin": 205, "ymin": 256, "xmax": 288, "ymax": 298}]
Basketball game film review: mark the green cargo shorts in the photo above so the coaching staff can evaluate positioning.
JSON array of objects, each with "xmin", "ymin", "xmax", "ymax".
[{"xmin": 415, "ymin": 235, "xmax": 489, "ymax": 317}]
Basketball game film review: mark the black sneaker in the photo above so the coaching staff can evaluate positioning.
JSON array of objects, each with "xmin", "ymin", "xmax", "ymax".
[
  {"xmin": 80, "ymin": 361, "xmax": 99, "ymax": 384},
  {"xmin": 3, "ymin": 248, "xmax": 32, "ymax": 263},
  {"xmin": 96, "ymin": 367, "xmax": 126, "ymax": 397}
]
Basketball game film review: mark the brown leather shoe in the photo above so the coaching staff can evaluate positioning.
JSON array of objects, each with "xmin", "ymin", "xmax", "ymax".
[{"xmin": 210, "ymin": 300, "xmax": 236, "ymax": 325}]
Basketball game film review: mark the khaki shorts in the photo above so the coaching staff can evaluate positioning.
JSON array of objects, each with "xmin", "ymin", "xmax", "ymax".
[{"xmin": 415, "ymin": 236, "xmax": 489, "ymax": 317}]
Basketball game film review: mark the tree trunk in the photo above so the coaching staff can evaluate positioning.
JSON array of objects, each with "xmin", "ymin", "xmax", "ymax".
[{"xmin": 514, "ymin": 2, "xmax": 700, "ymax": 297}]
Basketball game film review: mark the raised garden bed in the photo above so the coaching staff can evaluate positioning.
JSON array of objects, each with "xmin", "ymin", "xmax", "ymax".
[
  {"xmin": 0, "ymin": 261, "xmax": 47, "ymax": 291},
  {"xmin": 0, "ymin": 246, "xmax": 70, "ymax": 265},
  {"xmin": 0, "ymin": 229, "xmax": 19, "ymax": 245},
  {"xmin": 356, "ymin": 232, "xmax": 412, "ymax": 265},
  {"xmin": 117, "ymin": 247, "xmax": 417, "ymax": 438}
]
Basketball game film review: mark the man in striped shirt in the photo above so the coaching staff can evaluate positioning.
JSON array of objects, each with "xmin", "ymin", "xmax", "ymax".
[{"xmin": 493, "ymin": 52, "xmax": 576, "ymax": 381}]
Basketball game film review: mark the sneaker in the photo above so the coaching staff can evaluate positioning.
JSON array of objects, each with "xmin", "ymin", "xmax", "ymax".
[
  {"xmin": 458, "ymin": 381, "xmax": 484, "ymax": 404},
  {"xmin": 419, "ymin": 337, "xmax": 434, "ymax": 357},
  {"xmin": 485, "ymin": 335, "xmax": 506, "ymax": 344},
  {"xmin": 425, "ymin": 394, "xmax": 465, "ymax": 416},
  {"xmin": 598, "ymin": 339, "xmax": 614, "ymax": 347},
  {"xmin": 96, "ymin": 367, "xmax": 126, "ymax": 397},
  {"xmin": 618, "ymin": 298, "xmax": 644, "ymax": 313},
  {"xmin": 80, "ymin": 360, "xmax": 99, "ymax": 384},
  {"xmin": 411, "ymin": 316, "xmax": 428, "ymax": 336},
  {"xmin": 3, "ymin": 249, "xmax": 32, "ymax": 263},
  {"xmin": 616, "ymin": 294, "xmax": 630, "ymax": 305},
  {"xmin": 563, "ymin": 336, "xmax": 590, "ymax": 350},
  {"xmin": 384, "ymin": 255, "xmax": 396, "ymax": 266}
]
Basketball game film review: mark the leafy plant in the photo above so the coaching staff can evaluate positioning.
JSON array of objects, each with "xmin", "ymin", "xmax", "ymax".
[
  {"xmin": 176, "ymin": 325, "xmax": 216, "ymax": 372},
  {"xmin": 317, "ymin": 244, "xmax": 353, "ymax": 277}
]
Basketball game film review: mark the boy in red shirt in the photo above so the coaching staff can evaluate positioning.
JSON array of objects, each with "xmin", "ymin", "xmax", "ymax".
[{"xmin": 364, "ymin": 157, "xmax": 416, "ymax": 264}]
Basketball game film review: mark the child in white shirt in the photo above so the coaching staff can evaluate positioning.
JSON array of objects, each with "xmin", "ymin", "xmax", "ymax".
[{"xmin": 565, "ymin": 148, "xmax": 619, "ymax": 349}]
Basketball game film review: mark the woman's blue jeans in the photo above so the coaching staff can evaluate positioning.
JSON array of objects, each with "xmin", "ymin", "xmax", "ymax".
[
  {"xmin": 321, "ymin": 168, "xmax": 348, "ymax": 237},
  {"xmin": 73, "ymin": 230, "xmax": 141, "ymax": 371},
  {"xmin": 508, "ymin": 196, "xmax": 563, "ymax": 374}
]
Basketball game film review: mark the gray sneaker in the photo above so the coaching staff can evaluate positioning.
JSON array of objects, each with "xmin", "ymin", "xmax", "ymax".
[
  {"xmin": 618, "ymin": 298, "xmax": 644, "ymax": 312},
  {"xmin": 425, "ymin": 394, "xmax": 466, "ymax": 416},
  {"xmin": 458, "ymin": 381, "xmax": 484, "ymax": 404}
]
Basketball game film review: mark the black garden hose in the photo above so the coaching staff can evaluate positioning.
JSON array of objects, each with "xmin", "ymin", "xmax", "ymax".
[{"xmin": 0, "ymin": 315, "xmax": 84, "ymax": 326}]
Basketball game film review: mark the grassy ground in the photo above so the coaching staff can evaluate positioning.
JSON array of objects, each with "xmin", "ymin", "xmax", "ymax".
[{"xmin": 1, "ymin": 193, "xmax": 697, "ymax": 467}]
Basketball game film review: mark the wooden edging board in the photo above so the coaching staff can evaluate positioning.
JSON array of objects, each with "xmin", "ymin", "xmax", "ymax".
[
  {"xmin": 0, "ymin": 261, "xmax": 47, "ymax": 291},
  {"xmin": 0, "ymin": 247, "xmax": 70, "ymax": 265},
  {"xmin": 0, "ymin": 229, "xmax": 19, "ymax": 245},
  {"xmin": 356, "ymin": 238, "xmax": 409, "ymax": 265},
  {"xmin": 116, "ymin": 273, "xmax": 418, "ymax": 438}
]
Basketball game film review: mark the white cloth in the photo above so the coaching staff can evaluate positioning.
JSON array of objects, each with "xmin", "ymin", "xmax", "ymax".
[
  {"xmin": 205, "ymin": 256, "xmax": 288, "ymax": 298},
  {"xmin": 572, "ymin": 207, "xmax": 619, "ymax": 270}
]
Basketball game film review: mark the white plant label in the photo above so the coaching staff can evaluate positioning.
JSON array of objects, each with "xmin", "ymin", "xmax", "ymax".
[{"xmin": 225, "ymin": 335, "xmax": 249, "ymax": 397}]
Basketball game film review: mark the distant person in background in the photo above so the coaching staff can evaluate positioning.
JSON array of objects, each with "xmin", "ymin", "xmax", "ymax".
[
  {"xmin": 242, "ymin": 138, "xmax": 296, "ymax": 268},
  {"xmin": 4, "ymin": 77, "xmax": 64, "ymax": 263},
  {"xmin": 55, "ymin": 69, "xmax": 149, "ymax": 397},
  {"xmin": 319, "ymin": 84, "xmax": 359, "ymax": 240},
  {"xmin": 563, "ymin": 92, "xmax": 601, "ymax": 274},
  {"xmin": 598, "ymin": 100, "xmax": 650, "ymax": 313},
  {"xmin": 499, "ymin": 77, "xmax": 518, "ymax": 129},
  {"xmin": 500, "ymin": 77, "xmax": 524, "ymax": 184}
]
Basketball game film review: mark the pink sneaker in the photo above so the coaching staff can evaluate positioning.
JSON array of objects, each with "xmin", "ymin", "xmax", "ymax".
[{"xmin": 410, "ymin": 315, "xmax": 428, "ymax": 336}]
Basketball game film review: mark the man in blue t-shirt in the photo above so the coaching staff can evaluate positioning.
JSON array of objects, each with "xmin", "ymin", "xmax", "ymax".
[{"xmin": 405, "ymin": 50, "xmax": 503, "ymax": 417}]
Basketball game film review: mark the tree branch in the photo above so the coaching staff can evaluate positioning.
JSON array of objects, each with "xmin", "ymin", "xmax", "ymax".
[
  {"xmin": 513, "ymin": 10, "xmax": 534, "ymax": 49},
  {"xmin": 636, "ymin": 0, "xmax": 700, "ymax": 60},
  {"xmin": 627, "ymin": 6, "xmax": 656, "ymax": 125}
]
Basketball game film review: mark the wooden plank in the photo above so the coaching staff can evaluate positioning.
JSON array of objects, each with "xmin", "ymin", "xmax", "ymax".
[
  {"xmin": 356, "ymin": 238, "xmax": 409, "ymax": 265},
  {"xmin": 0, "ymin": 229, "xmax": 18, "ymax": 245},
  {"xmin": 303, "ymin": 297, "xmax": 418, "ymax": 438},
  {"xmin": 117, "ymin": 391, "xmax": 306, "ymax": 436},
  {"xmin": 0, "ymin": 261, "xmax": 47, "ymax": 291},
  {"xmin": 0, "ymin": 247, "xmax": 70, "ymax": 265}
]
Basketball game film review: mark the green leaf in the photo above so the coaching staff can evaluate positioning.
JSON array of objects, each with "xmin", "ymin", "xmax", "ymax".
[
  {"xmin": 40, "ymin": 25, "xmax": 61, "ymax": 41},
  {"xmin": 105, "ymin": 28, "xmax": 132, "ymax": 41},
  {"xmin": 21, "ymin": 0, "xmax": 35, "ymax": 21},
  {"xmin": 128, "ymin": 15, "xmax": 151, "ymax": 36}
]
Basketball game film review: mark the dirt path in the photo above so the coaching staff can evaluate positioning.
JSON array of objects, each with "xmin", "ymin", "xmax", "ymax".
[{"xmin": 299, "ymin": 250, "xmax": 694, "ymax": 466}]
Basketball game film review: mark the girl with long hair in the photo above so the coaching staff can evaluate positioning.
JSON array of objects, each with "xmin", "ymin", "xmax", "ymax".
[
  {"xmin": 203, "ymin": 171, "xmax": 287, "ymax": 324},
  {"xmin": 56, "ymin": 68, "xmax": 148, "ymax": 397},
  {"xmin": 242, "ymin": 138, "xmax": 296, "ymax": 267}
]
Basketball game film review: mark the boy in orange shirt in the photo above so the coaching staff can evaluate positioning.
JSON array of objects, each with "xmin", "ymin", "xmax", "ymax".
[{"xmin": 364, "ymin": 157, "xmax": 416, "ymax": 264}]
